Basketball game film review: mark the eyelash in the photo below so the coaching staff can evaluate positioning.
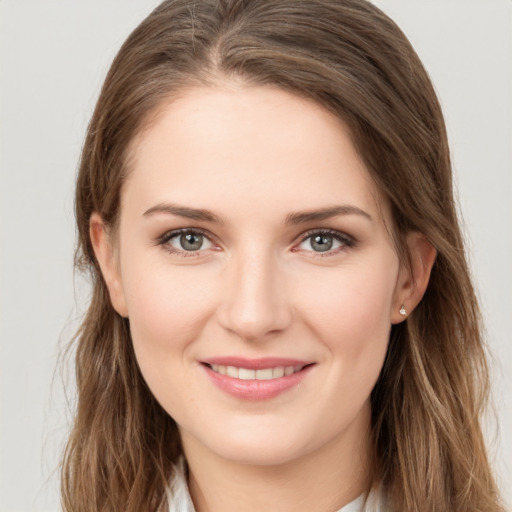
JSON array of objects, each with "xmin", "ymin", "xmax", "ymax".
[
  {"xmin": 156, "ymin": 228, "xmax": 356, "ymax": 258},
  {"xmin": 296, "ymin": 228, "xmax": 356, "ymax": 256},
  {"xmin": 156, "ymin": 228, "xmax": 216, "ymax": 258}
]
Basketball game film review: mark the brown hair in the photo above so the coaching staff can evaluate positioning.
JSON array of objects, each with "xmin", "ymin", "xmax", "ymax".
[{"xmin": 63, "ymin": 1, "xmax": 504, "ymax": 510}]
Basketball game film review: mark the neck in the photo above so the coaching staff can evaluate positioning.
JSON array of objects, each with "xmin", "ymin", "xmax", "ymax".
[{"xmin": 181, "ymin": 403, "xmax": 372, "ymax": 512}]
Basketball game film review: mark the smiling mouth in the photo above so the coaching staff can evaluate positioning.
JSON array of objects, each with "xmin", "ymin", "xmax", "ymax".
[{"xmin": 204, "ymin": 363, "xmax": 311, "ymax": 380}]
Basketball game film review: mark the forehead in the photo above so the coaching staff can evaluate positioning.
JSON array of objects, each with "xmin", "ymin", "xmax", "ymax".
[{"xmin": 123, "ymin": 84, "xmax": 389, "ymax": 227}]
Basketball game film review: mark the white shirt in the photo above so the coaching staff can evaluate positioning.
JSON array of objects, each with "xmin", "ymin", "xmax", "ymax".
[{"xmin": 167, "ymin": 460, "xmax": 381, "ymax": 512}]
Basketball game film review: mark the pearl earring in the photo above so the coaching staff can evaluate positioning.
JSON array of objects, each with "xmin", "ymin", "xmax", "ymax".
[{"xmin": 399, "ymin": 305, "xmax": 407, "ymax": 316}]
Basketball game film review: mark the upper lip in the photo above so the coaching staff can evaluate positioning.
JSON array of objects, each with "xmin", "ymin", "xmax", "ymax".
[{"xmin": 201, "ymin": 356, "xmax": 314, "ymax": 370}]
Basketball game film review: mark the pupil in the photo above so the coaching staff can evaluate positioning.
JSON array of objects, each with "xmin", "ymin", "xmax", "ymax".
[
  {"xmin": 181, "ymin": 233, "xmax": 203, "ymax": 251},
  {"xmin": 311, "ymin": 234, "xmax": 333, "ymax": 252}
]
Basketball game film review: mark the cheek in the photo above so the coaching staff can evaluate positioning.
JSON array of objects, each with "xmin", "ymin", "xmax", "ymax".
[
  {"xmin": 120, "ymin": 260, "xmax": 221, "ymax": 419},
  {"xmin": 296, "ymin": 258, "xmax": 398, "ymax": 386},
  {"xmin": 300, "ymin": 260, "xmax": 397, "ymax": 337},
  {"xmin": 296, "ymin": 264, "xmax": 396, "ymax": 437},
  {"xmin": 121, "ymin": 259, "xmax": 217, "ymax": 361}
]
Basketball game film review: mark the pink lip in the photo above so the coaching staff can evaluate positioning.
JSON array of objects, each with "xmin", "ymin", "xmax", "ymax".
[{"xmin": 200, "ymin": 357, "xmax": 315, "ymax": 401}]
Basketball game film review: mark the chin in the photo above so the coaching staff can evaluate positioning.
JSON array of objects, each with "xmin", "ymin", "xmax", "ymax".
[
  {"xmin": 213, "ymin": 439, "xmax": 310, "ymax": 467},
  {"xmin": 185, "ymin": 419, "xmax": 328, "ymax": 467}
]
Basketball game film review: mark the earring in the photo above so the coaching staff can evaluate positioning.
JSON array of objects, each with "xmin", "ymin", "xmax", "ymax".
[{"xmin": 399, "ymin": 305, "xmax": 407, "ymax": 316}]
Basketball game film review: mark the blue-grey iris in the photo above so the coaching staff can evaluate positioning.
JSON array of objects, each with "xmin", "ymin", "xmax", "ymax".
[
  {"xmin": 311, "ymin": 234, "xmax": 333, "ymax": 252},
  {"xmin": 181, "ymin": 233, "xmax": 203, "ymax": 251}
]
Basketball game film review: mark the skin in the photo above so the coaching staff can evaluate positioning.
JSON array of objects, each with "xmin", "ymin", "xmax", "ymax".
[{"xmin": 91, "ymin": 83, "xmax": 435, "ymax": 512}]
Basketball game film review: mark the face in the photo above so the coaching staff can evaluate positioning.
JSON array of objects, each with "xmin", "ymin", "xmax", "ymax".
[{"xmin": 93, "ymin": 84, "xmax": 415, "ymax": 467}]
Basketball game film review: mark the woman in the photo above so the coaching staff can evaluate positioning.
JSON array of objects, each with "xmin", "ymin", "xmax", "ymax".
[{"xmin": 61, "ymin": 0, "xmax": 505, "ymax": 511}]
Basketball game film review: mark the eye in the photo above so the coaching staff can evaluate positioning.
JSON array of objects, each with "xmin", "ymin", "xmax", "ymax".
[
  {"xmin": 158, "ymin": 229, "xmax": 215, "ymax": 255},
  {"xmin": 296, "ymin": 230, "xmax": 355, "ymax": 254}
]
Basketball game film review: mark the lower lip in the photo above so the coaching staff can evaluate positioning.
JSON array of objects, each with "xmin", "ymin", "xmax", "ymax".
[{"xmin": 202, "ymin": 364, "xmax": 315, "ymax": 400}]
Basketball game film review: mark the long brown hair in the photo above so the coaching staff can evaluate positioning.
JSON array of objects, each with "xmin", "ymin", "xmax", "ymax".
[{"xmin": 62, "ymin": 1, "xmax": 504, "ymax": 510}]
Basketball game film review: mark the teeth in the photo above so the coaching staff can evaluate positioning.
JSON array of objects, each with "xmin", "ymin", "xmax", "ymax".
[
  {"xmin": 272, "ymin": 366, "xmax": 284, "ymax": 378},
  {"xmin": 255, "ymin": 368, "xmax": 273, "ymax": 380},
  {"xmin": 239, "ymin": 368, "xmax": 255, "ymax": 380},
  {"xmin": 226, "ymin": 365, "xmax": 238, "ymax": 378},
  {"xmin": 210, "ymin": 364, "xmax": 303, "ymax": 380}
]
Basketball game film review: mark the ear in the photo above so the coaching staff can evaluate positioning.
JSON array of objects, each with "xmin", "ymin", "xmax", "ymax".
[
  {"xmin": 89, "ymin": 212, "xmax": 129, "ymax": 317},
  {"xmin": 391, "ymin": 232, "xmax": 436, "ymax": 324}
]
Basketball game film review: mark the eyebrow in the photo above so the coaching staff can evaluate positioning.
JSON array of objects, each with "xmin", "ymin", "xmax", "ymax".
[
  {"xmin": 143, "ymin": 202, "xmax": 372, "ymax": 224},
  {"xmin": 143, "ymin": 203, "xmax": 226, "ymax": 224},
  {"xmin": 284, "ymin": 205, "xmax": 372, "ymax": 225}
]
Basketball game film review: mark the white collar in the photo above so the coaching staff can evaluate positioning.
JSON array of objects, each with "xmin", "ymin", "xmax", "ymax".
[{"xmin": 167, "ymin": 459, "xmax": 380, "ymax": 512}]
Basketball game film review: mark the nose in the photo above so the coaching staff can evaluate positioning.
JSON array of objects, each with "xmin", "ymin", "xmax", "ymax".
[{"xmin": 217, "ymin": 249, "xmax": 293, "ymax": 342}]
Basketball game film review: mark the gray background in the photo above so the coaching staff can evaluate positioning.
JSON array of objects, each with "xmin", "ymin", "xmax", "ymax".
[{"xmin": 1, "ymin": 1, "xmax": 510, "ymax": 510}]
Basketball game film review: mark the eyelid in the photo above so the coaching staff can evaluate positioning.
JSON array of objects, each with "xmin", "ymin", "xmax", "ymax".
[
  {"xmin": 293, "ymin": 228, "xmax": 356, "ymax": 255},
  {"xmin": 156, "ymin": 227, "xmax": 220, "ymax": 257}
]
